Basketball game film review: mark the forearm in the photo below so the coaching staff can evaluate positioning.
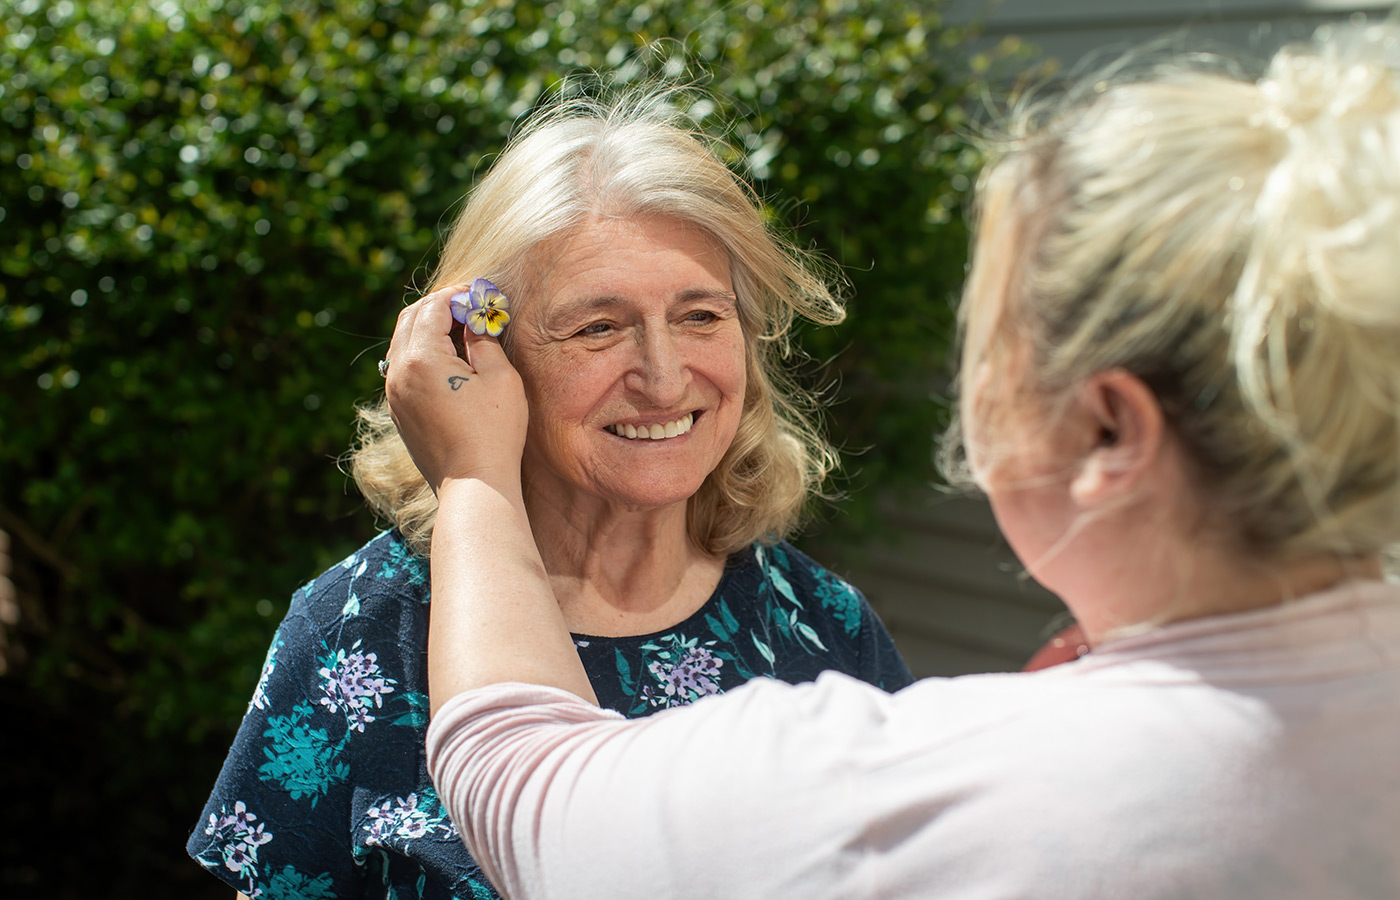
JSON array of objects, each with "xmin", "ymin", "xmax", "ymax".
[
  {"xmin": 426, "ymin": 476, "xmax": 597, "ymax": 715},
  {"xmin": 426, "ymin": 673, "xmax": 860, "ymax": 900}
]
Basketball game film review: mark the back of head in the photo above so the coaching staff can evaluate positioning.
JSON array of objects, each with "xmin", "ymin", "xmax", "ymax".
[
  {"xmin": 959, "ymin": 21, "xmax": 1400, "ymax": 561},
  {"xmin": 351, "ymin": 87, "xmax": 842, "ymax": 554}
]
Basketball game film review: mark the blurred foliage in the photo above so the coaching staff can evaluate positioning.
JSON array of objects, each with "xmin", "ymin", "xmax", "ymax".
[{"xmin": 0, "ymin": 0, "xmax": 1024, "ymax": 894}]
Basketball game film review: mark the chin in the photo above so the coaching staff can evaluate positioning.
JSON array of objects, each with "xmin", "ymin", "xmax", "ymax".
[{"xmin": 608, "ymin": 481, "xmax": 707, "ymax": 511}]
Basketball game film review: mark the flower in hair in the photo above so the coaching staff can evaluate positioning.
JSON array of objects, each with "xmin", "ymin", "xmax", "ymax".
[{"xmin": 449, "ymin": 278, "xmax": 510, "ymax": 337}]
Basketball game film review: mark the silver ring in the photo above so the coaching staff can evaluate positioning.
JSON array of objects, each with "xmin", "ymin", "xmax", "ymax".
[{"xmin": 378, "ymin": 357, "xmax": 390, "ymax": 378}]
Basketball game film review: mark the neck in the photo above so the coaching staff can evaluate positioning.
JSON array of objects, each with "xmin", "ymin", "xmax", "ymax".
[
  {"xmin": 1057, "ymin": 514, "xmax": 1383, "ymax": 647},
  {"xmin": 522, "ymin": 482, "xmax": 725, "ymax": 638}
]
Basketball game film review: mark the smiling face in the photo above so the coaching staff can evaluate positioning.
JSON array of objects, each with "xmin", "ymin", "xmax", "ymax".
[{"xmin": 511, "ymin": 214, "xmax": 748, "ymax": 515}]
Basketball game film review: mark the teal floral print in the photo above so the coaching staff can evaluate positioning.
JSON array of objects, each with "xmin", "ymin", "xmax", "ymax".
[
  {"xmin": 258, "ymin": 700, "xmax": 350, "ymax": 805},
  {"xmin": 754, "ymin": 543, "xmax": 831, "ymax": 655},
  {"xmin": 362, "ymin": 789, "xmax": 458, "ymax": 847},
  {"xmin": 317, "ymin": 641, "xmax": 397, "ymax": 732},
  {"xmin": 249, "ymin": 632, "xmax": 284, "ymax": 713},
  {"xmin": 638, "ymin": 634, "xmax": 726, "ymax": 709},
  {"xmin": 386, "ymin": 690, "xmax": 433, "ymax": 729},
  {"xmin": 262, "ymin": 865, "xmax": 336, "ymax": 900},
  {"xmin": 378, "ymin": 536, "xmax": 428, "ymax": 587},
  {"xmin": 813, "ymin": 568, "xmax": 864, "ymax": 638},
  {"xmin": 197, "ymin": 801, "xmax": 274, "ymax": 896},
  {"xmin": 191, "ymin": 531, "xmax": 912, "ymax": 900}
]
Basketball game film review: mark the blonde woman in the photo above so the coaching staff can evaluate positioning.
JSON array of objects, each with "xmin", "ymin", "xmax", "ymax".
[
  {"xmin": 188, "ymin": 93, "xmax": 912, "ymax": 900},
  {"xmin": 407, "ymin": 23, "xmax": 1400, "ymax": 900}
]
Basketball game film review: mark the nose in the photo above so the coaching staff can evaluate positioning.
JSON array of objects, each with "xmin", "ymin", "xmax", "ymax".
[{"xmin": 626, "ymin": 324, "xmax": 688, "ymax": 407}]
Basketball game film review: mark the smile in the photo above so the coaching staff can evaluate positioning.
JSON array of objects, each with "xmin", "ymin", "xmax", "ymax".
[{"xmin": 603, "ymin": 412, "xmax": 696, "ymax": 440}]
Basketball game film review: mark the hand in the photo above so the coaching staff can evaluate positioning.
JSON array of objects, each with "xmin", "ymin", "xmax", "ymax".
[{"xmin": 384, "ymin": 284, "xmax": 528, "ymax": 495}]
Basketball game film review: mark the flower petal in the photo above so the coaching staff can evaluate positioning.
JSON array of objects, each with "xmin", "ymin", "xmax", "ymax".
[
  {"xmin": 465, "ymin": 307, "xmax": 489, "ymax": 336},
  {"xmin": 466, "ymin": 305, "xmax": 509, "ymax": 336},
  {"xmin": 449, "ymin": 292, "xmax": 473, "ymax": 325},
  {"xmin": 482, "ymin": 309, "xmax": 508, "ymax": 337},
  {"xmin": 469, "ymin": 278, "xmax": 508, "ymax": 311}
]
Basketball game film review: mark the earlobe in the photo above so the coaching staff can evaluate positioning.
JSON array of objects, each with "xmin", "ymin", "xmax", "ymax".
[{"xmin": 1069, "ymin": 370, "xmax": 1165, "ymax": 508}]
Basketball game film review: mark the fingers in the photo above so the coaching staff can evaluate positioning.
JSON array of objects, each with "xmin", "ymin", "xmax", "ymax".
[
  {"xmin": 409, "ymin": 283, "xmax": 461, "ymax": 340},
  {"xmin": 387, "ymin": 296, "xmax": 422, "ymax": 366},
  {"xmin": 386, "ymin": 283, "xmax": 523, "ymax": 401},
  {"xmin": 381, "ymin": 283, "xmax": 529, "ymax": 493},
  {"xmin": 392, "ymin": 283, "xmax": 460, "ymax": 356},
  {"xmin": 386, "ymin": 287, "xmax": 465, "ymax": 434},
  {"xmin": 459, "ymin": 318, "xmax": 510, "ymax": 374},
  {"xmin": 387, "ymin": 285, "xmax": 470, "ymax": 381},
  {"xmin": 405, "ymin": 282, "xmax": 514, "ymax": 376}
]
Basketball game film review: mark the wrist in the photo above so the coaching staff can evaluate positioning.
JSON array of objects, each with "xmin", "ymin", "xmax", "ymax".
[{"xmin": 436, "ymin": 471, "xmax": 526, "ymax": 515}]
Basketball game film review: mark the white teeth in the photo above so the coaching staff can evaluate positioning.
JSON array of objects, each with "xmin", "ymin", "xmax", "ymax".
[{"xmin": 606, "ymin": 413, "xmax": 695, "ymax": 441}]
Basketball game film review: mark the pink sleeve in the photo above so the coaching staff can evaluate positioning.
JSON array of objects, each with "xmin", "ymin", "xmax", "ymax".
[
  {"xmin": 424, "ymin": 675, "xmax": 893, "ymax": 900},
  {"xmin": 425, "ymin": 684, "xmax": 626, "ymax": 898}
]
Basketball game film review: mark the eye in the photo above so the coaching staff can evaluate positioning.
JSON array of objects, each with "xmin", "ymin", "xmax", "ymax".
[
  {"xmin": 685, "ymin": 310, "xmax": 720, "ymax": 324},
  {"xmin": 575, "ymin": 321, "xmax": 613, "ymax": 337}
]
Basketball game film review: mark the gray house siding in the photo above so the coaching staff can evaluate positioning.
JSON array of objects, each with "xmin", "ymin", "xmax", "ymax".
[{"xmin": 948, "ymin": 0, "xmax": 1393, "ymax": 65}]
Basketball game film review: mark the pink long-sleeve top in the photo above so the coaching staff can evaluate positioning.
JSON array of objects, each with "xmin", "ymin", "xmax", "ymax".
[{"xmin": 426, "ymin": 580, "xmax": 1400, "ymax": 900}]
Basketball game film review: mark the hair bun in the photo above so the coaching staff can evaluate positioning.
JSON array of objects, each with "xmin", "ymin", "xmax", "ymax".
[
  {"xmin": 1259, "ymin": 24, "xmax": 1400, "ymax": 128},
  {"xmin": 1246, "ymin": 24, "xmax": 1400, "ymax": 333}
]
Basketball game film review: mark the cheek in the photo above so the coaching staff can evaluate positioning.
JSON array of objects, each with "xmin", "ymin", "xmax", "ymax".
[
  {"xmin": 961, "ymin": 361, "xmax": 999, "ymax": 489},
  {"xmin": 726, "ymin": 343, "xmax": 749, "ymax": 399},
  {"xmin": 695, "ymin": 332, "xmax": 748, "ymax": 398},
  {"xmin": 516, "ymin": 351, "xmax": 599, "ymax": 437}
]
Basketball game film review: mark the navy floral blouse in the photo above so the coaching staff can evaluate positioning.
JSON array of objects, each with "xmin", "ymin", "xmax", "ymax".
[{"xmin": 188, "ymin": 529, "xmax": 913, "ymax": 899}]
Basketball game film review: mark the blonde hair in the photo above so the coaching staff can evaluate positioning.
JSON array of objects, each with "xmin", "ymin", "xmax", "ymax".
[
  {"xmin": 947, "ymin": 22, "xmax": 1400, "ymax": 561},
  {"xmin": 350, "ymin": 88, "xmax": 844, "ymax": 556}
]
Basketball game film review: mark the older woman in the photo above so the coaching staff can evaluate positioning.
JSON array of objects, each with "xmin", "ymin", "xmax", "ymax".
[
  {"xmin": 410, "ymin": 22, "xmax": 1400, "ymax": 900},
  {"xmin": 187, "ymin": 95, "xmax": 912, "ymax": 899}
]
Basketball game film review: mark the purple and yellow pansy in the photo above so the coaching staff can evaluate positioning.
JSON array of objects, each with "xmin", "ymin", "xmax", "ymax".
[{"xmin": 449, "ymin": 278, "xmax": 510, "ymax": 337}]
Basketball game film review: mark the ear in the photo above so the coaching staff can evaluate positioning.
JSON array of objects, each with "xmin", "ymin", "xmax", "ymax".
[{"xmin": 1069, "ymin": 369, "xmax": 1166, "ymax": 508}]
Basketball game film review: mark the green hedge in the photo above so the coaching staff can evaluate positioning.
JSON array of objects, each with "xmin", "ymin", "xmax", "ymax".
[{"xmin": 0, "ymin": 0, "xmax": 1011, "ymax": 894}]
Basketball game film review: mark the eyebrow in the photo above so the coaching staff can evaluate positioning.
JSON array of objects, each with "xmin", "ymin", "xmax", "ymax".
[
  {"xmin": 550, "ymin": 288, "xmax": 737, "ymax": 319},
  {"xmin": 677, "ymin": 287, "xmax": 738, "ymax": 306}
]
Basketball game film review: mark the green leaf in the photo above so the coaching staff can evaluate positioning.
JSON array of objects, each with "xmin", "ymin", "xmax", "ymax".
[
  {"xmin": 614, "ymin": 648, "xmax": 633, "ymax": 691},
  {"xmin": 751, "ymin": 630, "xmax": 776, "ymax": 666}
]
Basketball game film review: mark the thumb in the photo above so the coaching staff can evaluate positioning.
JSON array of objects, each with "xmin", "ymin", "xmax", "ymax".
[{"xmin": 461, "ymin": 328, "xmax": 512, "ymax": 373}]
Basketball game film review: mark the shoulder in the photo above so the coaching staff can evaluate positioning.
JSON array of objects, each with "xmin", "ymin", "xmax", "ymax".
[
  {"xmin": 290, "ymin": 529, "xmax": 431, "ymax": 628},
  {"xmin": 722, "ymin": 540, "xmax": 913, "ymax": 691},
  {"xmin": 741, "ymin": 540, "xmax": 856, "ymax": 587},
  {"xmin": 718, "ymin": 540, "xmax": 867, "ymax": 655},
  {"xmin": 244, "ymin": 529, "xmax": 433, "ymax": 727},
  {"xmin": 740, "ymin": 540, "xmax": 868, "ymax": 624},
  {"xmin": 250, "ymin": 529, "xmax": 433, "ymax": 725},
  {"xmin": 278, "ymin": 529, "xmax": 434, "ymax": 709},
  {"xmin": 188, "ymin": 530, "xmax": 441, "ymax": 898}
]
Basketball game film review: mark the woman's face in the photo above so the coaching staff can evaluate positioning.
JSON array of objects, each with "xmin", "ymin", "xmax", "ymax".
[{"xmin": 510, "ymin": 214, "xmax": 747, "ymax": 514}]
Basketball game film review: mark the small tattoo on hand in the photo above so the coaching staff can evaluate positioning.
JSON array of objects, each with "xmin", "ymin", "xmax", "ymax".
[{"xmin": 448, "ymin": 376, "xmax": 469, "ymax": 391}]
